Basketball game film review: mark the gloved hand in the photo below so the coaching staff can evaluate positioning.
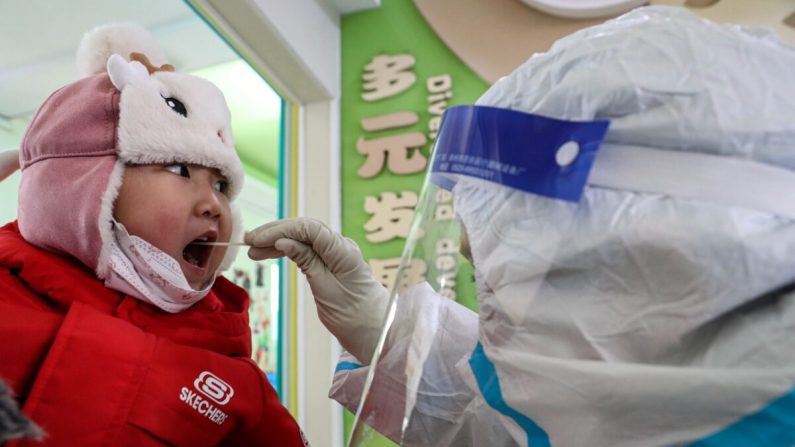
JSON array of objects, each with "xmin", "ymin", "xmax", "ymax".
[{"xmin": 245, "ymin": 218, "xmax": 388, "ymax": 365}]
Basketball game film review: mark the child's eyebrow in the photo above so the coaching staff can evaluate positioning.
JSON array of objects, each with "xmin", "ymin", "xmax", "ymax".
[
  {"xmin": 212, "ymin": 168, "xmax": 228, "ymax": 180},
  {"xmin": 186, "ymin": 164, "xmax": 224, "ymax": 175}
]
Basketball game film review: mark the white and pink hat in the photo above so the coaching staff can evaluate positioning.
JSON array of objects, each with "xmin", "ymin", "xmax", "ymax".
[{"xmin": 1, "ymin": 23, "xmax": 244, "ymax": 280}]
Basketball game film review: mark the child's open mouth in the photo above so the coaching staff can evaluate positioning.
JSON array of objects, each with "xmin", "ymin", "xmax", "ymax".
[{"xmin": 183, "ymin": 234, "xmax": 216, "ymax": 269}]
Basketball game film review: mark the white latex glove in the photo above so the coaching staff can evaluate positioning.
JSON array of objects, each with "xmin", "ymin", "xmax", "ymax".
[{"xmin": 245, "ymin": 218, "xmax": 388, "ymax": 365}]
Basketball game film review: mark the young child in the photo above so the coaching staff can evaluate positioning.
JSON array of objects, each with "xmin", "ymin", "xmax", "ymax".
[{"xmin": 0, "ymin": 23, "xmax": 307, "ymax": 446}]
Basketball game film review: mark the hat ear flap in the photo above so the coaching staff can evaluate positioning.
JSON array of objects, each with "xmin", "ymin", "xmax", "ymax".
[
  {"xmin": 106, "ymin": 54, "xmax": 148, "ymax": 91},
  {"xmin": 0, "ymin": 150, "xmax": 20, "ymax": 182}
]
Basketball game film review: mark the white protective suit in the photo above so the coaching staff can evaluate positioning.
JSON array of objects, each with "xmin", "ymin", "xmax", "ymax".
[
  {"xmin": 326, "ymin": 6, "xmax": 795, "ymax": 447},
  {"xmin": 246, "ymin": 5, "xmax": 795, "ymax": 447}
]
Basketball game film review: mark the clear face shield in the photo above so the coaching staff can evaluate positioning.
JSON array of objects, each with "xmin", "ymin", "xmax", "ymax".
[{"xmin": 347, "ymin": 105, "xmax": 610, "ymax": 446}]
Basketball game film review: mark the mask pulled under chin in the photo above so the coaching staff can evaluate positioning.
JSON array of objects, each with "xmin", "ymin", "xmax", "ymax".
[{"xmin": 105, "ymin": 221, "xmax": 214, "ymax": 313}]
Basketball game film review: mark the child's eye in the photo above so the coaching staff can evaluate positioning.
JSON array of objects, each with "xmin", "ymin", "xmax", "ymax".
[
  {"xmin": 214, "ymin": 179, "xmax": 229, "ymax": 194},
  {"xmin": 161, "ymin": 95, "xmax": 187, "ymax": 117},
  {"xmin": 165, "ymin": 164, "xmax": 190, "ymax": 178}
]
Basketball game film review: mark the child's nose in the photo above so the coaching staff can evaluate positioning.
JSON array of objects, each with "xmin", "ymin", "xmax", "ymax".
[{"xmin": 195, "ymin": 183, "xmax": 223, "ymax": 219}]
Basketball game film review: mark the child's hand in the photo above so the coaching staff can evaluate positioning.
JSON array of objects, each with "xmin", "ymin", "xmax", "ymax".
[{"xmin": 246, "ymin": 218, "xmax": 387, "ymax": 364}]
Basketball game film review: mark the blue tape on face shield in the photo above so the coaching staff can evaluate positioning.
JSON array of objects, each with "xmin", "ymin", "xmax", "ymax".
[{"xmin": 430, "ymin": 105, "xmax": 610, "ymax": 202}]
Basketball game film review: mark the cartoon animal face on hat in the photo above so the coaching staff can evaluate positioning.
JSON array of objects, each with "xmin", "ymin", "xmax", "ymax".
[{"xmin": 9, "ymin": 23, "xmax": 244, "ymax": 280}]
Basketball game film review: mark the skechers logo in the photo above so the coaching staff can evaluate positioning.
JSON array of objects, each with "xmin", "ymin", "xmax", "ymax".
[
  {"xmin": 194, "ymin": 371, "xmax": 235, "ymax": 405},
  {"xmin": 179, "ymin": 371, "xmax": 234, "ymax": 425}
]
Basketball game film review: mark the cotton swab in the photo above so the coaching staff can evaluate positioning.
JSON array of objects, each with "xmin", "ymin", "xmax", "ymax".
[{"xmin": 191, "ymin": 241, "xmax": 251, "ymax": 247}]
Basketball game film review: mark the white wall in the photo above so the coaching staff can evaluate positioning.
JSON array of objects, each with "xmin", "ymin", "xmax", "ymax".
[
  {"xmin": 196, "ymin": 1, "xmax": 344, "ymax": 446},
  {"xmin": 298, "ymin": 99, "xmax": 343, "ymax": 447},
  {"xmin": 250, "ymin": 0, "xmax": 341, "ymax": 100},
  {"xmin": 202, "ymin": 0, "xmax": 341, "ymax": 103}
]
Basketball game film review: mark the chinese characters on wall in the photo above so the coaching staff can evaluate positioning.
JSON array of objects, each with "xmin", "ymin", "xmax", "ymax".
[{"xmin": 357, "ymin": 53, "xmax": 459, "ymax": 298}]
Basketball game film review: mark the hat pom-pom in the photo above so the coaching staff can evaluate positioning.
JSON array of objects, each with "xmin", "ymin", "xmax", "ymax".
[{"xmin": 76, "ymin": 22, "xmax": 168, "ymax": 77}]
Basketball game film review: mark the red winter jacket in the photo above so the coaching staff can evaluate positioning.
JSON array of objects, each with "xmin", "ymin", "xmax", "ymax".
[{"xmin": 0, "ymin": 222, "xmax": 307, "ymax": 447}]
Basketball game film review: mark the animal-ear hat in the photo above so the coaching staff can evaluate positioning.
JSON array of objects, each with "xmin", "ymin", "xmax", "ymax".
[{"xmin": 0, "ymin": 22, "xmax": 244, "ymax": 278}]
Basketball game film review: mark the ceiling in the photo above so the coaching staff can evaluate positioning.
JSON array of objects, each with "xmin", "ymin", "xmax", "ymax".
[
  {"xmin": 0, "ymin": 0, "xmax": 380, "ymax": 127},
  {"xmin": 0, "ymin": 0, "xmax": 241, "ymax": 123},
  {"xmin": 0, "ymin": 0, "xmax": 381, "ymax": 176}
]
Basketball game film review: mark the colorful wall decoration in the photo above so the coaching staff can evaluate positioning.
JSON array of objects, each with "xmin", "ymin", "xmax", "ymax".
[
  {"xmin": 342, "ymin": 0, "xmax": 489, "ymax": 308},
  {"xmin": 341, "ymin": 0, "xmax": 490, "ymax": 443}
]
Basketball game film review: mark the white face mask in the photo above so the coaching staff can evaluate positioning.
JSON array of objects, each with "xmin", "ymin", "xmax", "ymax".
[{"xmin": 105, "ymin": 221, "xmax": 213, "ymax": 313}]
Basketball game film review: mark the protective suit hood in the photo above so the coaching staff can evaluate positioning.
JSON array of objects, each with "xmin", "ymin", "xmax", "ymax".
[{"xmin": 454, "ymin": 6, "xmax": 795, "ymax": 444}]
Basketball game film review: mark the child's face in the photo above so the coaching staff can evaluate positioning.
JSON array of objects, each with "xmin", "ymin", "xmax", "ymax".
[{"xmin": 114, "ymin": 163, "xmax": 233, "ymax": 289}]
